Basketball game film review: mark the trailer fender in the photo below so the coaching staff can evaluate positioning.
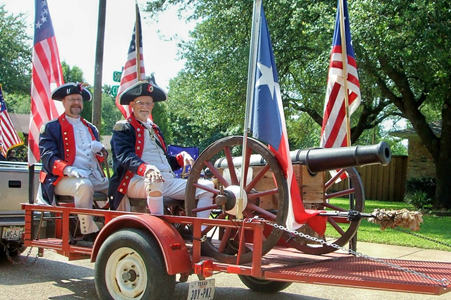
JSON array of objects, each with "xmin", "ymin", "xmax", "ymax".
[{"xmin": 91, "ymin": 214, "xmax": 191, "ymax": 275}]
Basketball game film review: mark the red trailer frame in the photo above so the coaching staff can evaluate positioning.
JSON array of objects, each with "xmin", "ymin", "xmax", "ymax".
[{"xmin": 22, "ymin": 203, "xmax": 451, "ymax": 297}]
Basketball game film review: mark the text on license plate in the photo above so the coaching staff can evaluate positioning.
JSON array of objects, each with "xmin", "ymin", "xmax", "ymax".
[
  {"xmin": 187, "ymin": 278, "xmax": 215, "ymax": 300},
  {"xmin": 2, "ymin": 226, "xmax": 24, "ymax": 241}
]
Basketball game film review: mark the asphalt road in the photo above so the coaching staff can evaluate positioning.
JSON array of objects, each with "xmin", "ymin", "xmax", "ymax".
[{"xmin": 1, "ymin": 247, "xmax": 450, "ymax": 300}]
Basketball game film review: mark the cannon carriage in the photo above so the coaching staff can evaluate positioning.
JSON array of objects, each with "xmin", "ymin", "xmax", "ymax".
[{"xmin": 184, "ymin": 135, "xmax": 392, "ymax": 263}]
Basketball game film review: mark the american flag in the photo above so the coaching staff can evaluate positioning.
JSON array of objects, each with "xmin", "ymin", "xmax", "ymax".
[
  {"xmin": 0, "ymin": 84, "xmax": 23, "ymax": 157},
  {"xmin": 115, "ymin": 4, "xmax": 146, "ymax": 119},
  {"xmin": 320, "ymin": 0, "xmax": 361, "ymax": 149},
  {"xmin": 250, "ymin": 3, "xmax": 326, "ymax": 234},
  {"xmin": 28, "ymin": 0, "xmax": 64, "ymax": 165}
]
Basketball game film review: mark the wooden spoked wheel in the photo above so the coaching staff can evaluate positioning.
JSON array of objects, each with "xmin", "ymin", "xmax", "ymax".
[
  {"xmin": 285, "ymin": 167, "xmax": 364, "ymax": 255},
  {"xmin": 185, "ymin": 136, "xmax": 289, "ymax": 264}
]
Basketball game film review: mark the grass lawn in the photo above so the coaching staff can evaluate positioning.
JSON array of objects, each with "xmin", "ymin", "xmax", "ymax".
[{"xmin": 326, "ymin": 199, "xmax": 451, "ymax": 251}]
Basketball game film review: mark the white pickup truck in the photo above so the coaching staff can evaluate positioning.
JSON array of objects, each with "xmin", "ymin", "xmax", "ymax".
[{"xmin": 0, "ymin": 161, "xmax": 39, "ymax": 257}]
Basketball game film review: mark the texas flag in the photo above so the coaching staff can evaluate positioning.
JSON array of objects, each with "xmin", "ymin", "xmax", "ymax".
[{"xmin": 250, "ymin": 4, "xmax": 326, "ymax": 234}]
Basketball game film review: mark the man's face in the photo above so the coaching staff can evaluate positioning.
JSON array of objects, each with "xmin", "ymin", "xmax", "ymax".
[
  {"xmin": 62, "ymin": 94, "xmax": 84, "ymax": 118},
  {"xmin": 130, "ymin": 96, "xmax": 154, "ymax": 122}
]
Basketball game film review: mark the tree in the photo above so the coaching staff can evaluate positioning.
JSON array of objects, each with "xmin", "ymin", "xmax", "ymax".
[
  {"xmin": 61, "ymin": 61, "xmax": 86, "ymax": 85},
  {"xmin": 100, "ymin": 85, "xmax": 123, "ymax": 136},
  {"xmin": 145, "ymin": 0, "xmax": 451, "ymax": 208},
  {"xmin": 350, "ymin": 0, "xmax": 451, "ymax": 209},
  {"xmin": 0, "ymin": 5, "xmax": 32, "ymax": 94},
  {"xmin": 3, "ymin": 92, "xmax": 31, "ymax": 114},
  {"xmin": 60, "ymin": 61, "xmax": 95, "ymax": 122}
]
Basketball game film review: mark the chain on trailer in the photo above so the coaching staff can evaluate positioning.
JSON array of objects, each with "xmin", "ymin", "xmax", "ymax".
[
  {"xmin": 6, "ymin": 212, "xmax": 449, "ymax": 285},
  {"xmin": 244, "ymin": 216, "xmax": 450, "ymax": 288},
  {"xmin": 2, "ymin": 242, "xmax": 39, "ymax": 267},
  {"xmin": 393, "ymin": 227, "xmax": 451, "ymax": 249}
]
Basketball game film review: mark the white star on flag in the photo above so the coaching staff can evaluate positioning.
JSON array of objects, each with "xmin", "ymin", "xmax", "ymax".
[{"xmin": 256, "ymin": 62, "xmax": 276, "ymax": 99}]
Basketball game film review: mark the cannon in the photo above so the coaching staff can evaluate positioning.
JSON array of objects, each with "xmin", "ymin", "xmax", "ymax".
[
  {"xmin": 213, "ymin": 140, "xmax": 391, "ymax": 171},
  {"xmin": 293, "ymin": 141, "xmax": 391, "ymax": 173},
  {"xmin": 184, "ymin": 136, "xmax": 391, "ymax": 263}
]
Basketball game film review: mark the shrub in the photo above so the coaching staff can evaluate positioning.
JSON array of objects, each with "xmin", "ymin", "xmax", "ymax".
[
  {"xmin": 404, "ymin": 190, "xmax": 432, "ymax": 210},
  {"xmin": 405, "ymin": 177, "xmax": 436, "ymax": 199}
]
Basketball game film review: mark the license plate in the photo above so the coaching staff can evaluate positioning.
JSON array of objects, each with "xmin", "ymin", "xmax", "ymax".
[
  {"xmin": 2, "ymin": 226, "xmax": 24, "ymax": 241},
  {"xmin": 187, "ymin": 278, "xmax": 215, "ymax": 300}
]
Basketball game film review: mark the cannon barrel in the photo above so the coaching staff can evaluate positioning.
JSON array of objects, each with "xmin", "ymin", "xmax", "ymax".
[
  {"xmin": 294, "ymin": 141, "xmax": 391, "ymax": 174},
  {"xmin": 214, "ymin": 141, "xmax": 391, "ymax": 172}
]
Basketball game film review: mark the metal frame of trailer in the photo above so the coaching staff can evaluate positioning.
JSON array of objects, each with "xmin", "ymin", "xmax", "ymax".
[{"xmin": 22, "ymin": 204, "xmax": 450, "ymax": 296}]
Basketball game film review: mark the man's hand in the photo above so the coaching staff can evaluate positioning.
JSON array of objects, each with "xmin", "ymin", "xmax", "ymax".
[
  {"xmin": 63, "ymin": 166, "xmax": 91, "ymax": 178},
  {"xmin": 144, "ymin": 165, "xmax": 164, "ymax": 183},
  {"xmin": 90, "ymin": 141, "xmax": 104, "ymax": 153},
  {"xmin": 180, "ymin": 151, "xmax": 194, "ymax": 167},
  {"xmin": 144, "ymin": 165, "xmax": 164, "ymax": 196}
]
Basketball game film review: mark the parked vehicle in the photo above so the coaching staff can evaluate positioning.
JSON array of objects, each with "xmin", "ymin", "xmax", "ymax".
[{"xmin": 0, "ymin": 161, "xmax": 39, "ymax": 257}]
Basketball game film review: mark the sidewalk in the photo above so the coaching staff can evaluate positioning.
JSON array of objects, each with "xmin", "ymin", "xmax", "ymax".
[{"xmin": 349, "ymin": 241, "xmax": 451, "ymax": 262}]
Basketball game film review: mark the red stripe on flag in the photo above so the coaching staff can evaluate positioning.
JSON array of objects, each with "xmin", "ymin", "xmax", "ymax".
[
  {"xmin": 29, "ymin": 35, "xmax": 64, "ymax": 165},
  {"xmin": 0, "ymin": 86, "xmax": 23, "ymax": 156},
  {"xmin": 115, "ymin": 7, "xmax": 147, "ymax": 119}
]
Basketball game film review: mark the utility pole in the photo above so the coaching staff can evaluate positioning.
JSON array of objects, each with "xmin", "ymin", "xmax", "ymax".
[{"xmin": 93, "ymin": 0, "xmax": 107, "ymax": 132}]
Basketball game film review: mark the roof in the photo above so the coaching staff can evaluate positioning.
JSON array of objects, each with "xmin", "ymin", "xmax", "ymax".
[
  {"xmin": 9, "ymin": 113, "xmax": 30, "ymax": 134},
  {"xmin": 390, "ymin": 120, "xmax": 441, "ymax": 140}
]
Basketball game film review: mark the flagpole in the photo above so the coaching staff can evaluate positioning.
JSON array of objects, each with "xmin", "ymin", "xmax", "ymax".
[
  {"xmin": 339, "ymin": 0, "xmax": 351, "ymax": 146},
  {"xmin": 135, "ymin": 2, "xmax": 141, "ymax": 80},
  {"xmin": 237, "ymin": 0, "xmax": 262, "ymax": 219}
]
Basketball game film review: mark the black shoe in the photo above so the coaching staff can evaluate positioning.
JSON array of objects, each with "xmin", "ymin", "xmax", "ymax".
[{"xmin": 82, "ymin": 231, "xmax": 99, "ymax": 242}]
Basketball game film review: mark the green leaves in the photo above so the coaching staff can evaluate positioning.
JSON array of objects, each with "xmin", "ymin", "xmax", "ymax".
[{"xmin": 0, "ymin": 5, "xmax": 32, "ymax": 94}]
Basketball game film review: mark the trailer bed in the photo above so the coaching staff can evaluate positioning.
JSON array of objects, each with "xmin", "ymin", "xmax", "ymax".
[
  {"xmin": 22, "ymin": 204, "xmax": 450, "ymax": 296},
  {"xmin": 253, "ymin": 247, "xmax": 450, "ymax": 295}
]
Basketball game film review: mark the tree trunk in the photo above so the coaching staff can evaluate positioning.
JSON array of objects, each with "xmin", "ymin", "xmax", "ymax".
[
  {"xmin": 435, "ymin": 87, "xmax": 451, "ymax": 209},
  {"xmin": 435, "ymin": 160, "xmax": 451, "ymax": 209}
]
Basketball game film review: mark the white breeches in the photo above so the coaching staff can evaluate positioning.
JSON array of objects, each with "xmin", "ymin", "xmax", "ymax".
[
  {"xmin": 127, "ymin": 172, "xmax": 214, "ymax": 217},
  {"xmin": 54, "ymin": 175, "xmax": 109, "ymax": 234}
]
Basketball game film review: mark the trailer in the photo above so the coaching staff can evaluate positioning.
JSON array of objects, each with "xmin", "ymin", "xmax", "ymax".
[
  {"xmin": 21, "ymin": 206, "xmax": 451, "ymax": 299},
  {"xmin": 19, "ymin": 136, "xmax": 451, "ymax": 300}
]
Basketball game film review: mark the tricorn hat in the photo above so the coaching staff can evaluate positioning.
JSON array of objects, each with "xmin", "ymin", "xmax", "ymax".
[
  {"xmin": 51, "ymin": 82, "xmax": 92, "ymax": 101},
  {"xmin": 119, "ymin": 80, "xmax": 167, "ymax": 105}
]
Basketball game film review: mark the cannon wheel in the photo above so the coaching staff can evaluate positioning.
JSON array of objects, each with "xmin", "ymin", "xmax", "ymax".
[
  {"xmin": 185, "ymin": 136, "xmax": 289, "ymax": 264},
  {"xmin": 238, "ymin": 275, "xmax": 292, "ymax": 293},
  {"xmin": 285, "ymin": 167, "xmax": 364, "ymax": 255}
]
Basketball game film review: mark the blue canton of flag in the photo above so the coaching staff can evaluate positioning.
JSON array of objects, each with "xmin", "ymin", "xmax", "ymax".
[{"xmin": 34, "ymin": 0, "xmax": 55, "ymax": 43}]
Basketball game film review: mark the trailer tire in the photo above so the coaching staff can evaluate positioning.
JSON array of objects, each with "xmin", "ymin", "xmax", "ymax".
[
  {"xmin": 95, "ymin": 228, "xmax": 175, "ymax": 300},
  {"xmin": 238, "ymin": 275, "xmax": 292, "ymax": 293}
]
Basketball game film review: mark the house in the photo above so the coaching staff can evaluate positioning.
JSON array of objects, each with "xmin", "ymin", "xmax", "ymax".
[{"xmin": 390, "ymin": 120, "xmax": 441, "ymax": 180}]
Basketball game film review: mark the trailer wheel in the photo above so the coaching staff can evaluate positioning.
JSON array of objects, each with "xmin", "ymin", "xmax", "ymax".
[
  {"xmin": 285, "ymin": 167, "xmax": 364, "ymax": 254},
  {"xmin": 185, "ymin": 136, "xmax": 288, "ymax": 264},
  {"xmin": 95, "ymin": 228, "xmax": 175, "ymax": 300},
  {"xmin": 238, "ymin": 275, "xmax": 292, "ymax": 293}
]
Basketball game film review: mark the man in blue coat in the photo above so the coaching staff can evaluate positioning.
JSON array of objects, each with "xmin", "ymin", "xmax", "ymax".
[
  {"xmin": 109, "ymin": 80, "xmax": 213, "ymax": 220},
  {"xmin": 38, "ymin": 82, "xmax": 108, "ymax": 242}
]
